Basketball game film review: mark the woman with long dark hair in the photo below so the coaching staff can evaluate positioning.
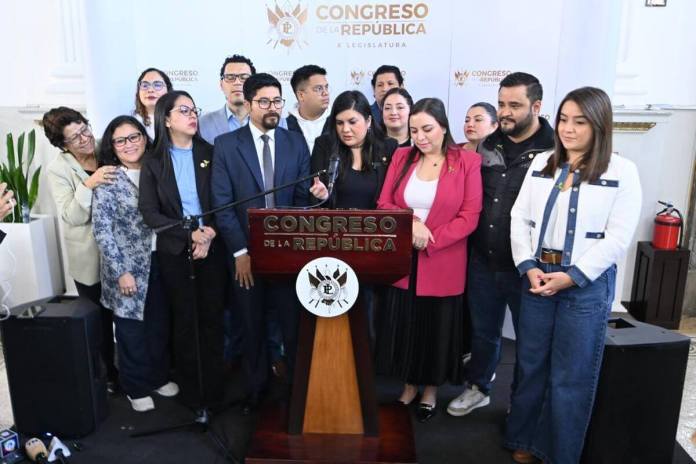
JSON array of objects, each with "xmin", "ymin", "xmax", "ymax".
[
  {"xmin": 382, "ymin": 87, "xmax": 413, "ymax": 147},
  {"xmin": 138, "ymin": 90, "xmax": 226, "ymax": 408},
  {"xmin": 504, "ymin": 87, "xmax": 641, "ymax": 464},
  {"xmin": 133, "ymin": 67, "xmax": 173, "ymax": 140},
  {"xmin": 376, "ymin": 98, "xmax": 482, "ymax": 422},
  {"xmin": 93, "ymin": 115, "xmax": 177, "ymax": 411},
  {"xmin": 460, "ymin": 102, "xmax": 498, "ymax": 152},
  {"xmin": 309, "ymin": 90, "xmax": 398, "ymax": 208}
]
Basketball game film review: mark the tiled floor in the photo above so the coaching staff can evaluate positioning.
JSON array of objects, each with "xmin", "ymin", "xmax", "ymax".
[{"xmin": 2, "ymin": 321, "xmax": 696, "ymax": 461}]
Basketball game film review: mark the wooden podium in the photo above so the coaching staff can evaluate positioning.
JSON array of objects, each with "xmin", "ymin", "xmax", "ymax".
[{"xmin": 245, "ymin": 208, "xmax": 417, "ymax": 464}]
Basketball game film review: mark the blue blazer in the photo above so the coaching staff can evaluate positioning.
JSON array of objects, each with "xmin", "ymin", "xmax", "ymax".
[{"xmin": 211, "ymin": 124, "xmax": 310, "ymax": 257}]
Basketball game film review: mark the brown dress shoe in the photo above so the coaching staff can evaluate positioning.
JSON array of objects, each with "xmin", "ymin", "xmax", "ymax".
[{"xmin": 512, "ymin": 449, "xmax": 539, "ymax": 463}]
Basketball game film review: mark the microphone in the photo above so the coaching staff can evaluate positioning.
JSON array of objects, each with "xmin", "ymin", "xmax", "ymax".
[
  {"xmin": 326, "ymin": 154, "xmax": 340, "ymax": 197},
  {"xmin": 48, "ymin": 436, "xmax": 71, "ymax": 462},
  {"xmin": 25, "ymin": 438, "xmax": 49, "ymax": 463}
]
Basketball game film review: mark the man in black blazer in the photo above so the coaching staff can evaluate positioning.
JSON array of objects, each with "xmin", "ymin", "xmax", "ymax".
[{"xmin": 211, "ymin": 73, "xmax": 310, "ymax": 410}]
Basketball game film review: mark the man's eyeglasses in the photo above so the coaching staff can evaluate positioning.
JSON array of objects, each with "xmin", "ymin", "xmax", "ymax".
[
  {"xmin": 139, "ymin": 80, "xmax": 166, "ymax": 91},
  {"xmin": 63, "ymin": 125, "xmax": 93, "ymax": 146},
  {"xmin": 222, "ymin": 73, "xmax": 251, "ymax": 83},
  {"xmin": 112, "ymin": 132, "xmax": 143, "ymax": 148},
  {"xmin": 253, "ymin": 98, "xmax": 285, "ymax": 110},
  {"xmin": 170, "ymin": 105, "xmax": 202, "ymax": 117},
  {"xmin": 305, "ymin": 84, "xmax": 329, "ymax": 95}
]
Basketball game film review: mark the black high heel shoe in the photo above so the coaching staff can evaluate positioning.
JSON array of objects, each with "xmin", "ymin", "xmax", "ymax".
[{"xmin": 416, "ymin": 402, "xmax": 437, "ymax": 422}]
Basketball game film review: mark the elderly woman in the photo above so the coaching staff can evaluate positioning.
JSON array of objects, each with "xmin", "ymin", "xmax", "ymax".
[
  {"xmin": 43, "ymin": 106, "xmax": 119, "ymax": 392},
  {"xmin": 92, "ymin": 115, "xmax": 178, "ymax": 412},
  {"xmin": 0, "ymin": 183, "xmax": 14, "ymax": 222},
  {"xmin": 133, "ymin": 67, "xmax": 173, "ymax": 140}
]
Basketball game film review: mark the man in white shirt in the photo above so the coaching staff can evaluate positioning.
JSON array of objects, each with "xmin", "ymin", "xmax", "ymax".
[{"xmin": 287, "ymin": 65, "xmax": 331, "ymax": 152}]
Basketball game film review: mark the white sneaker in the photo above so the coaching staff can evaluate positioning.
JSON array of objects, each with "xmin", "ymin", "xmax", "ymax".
[
  {"xmin": 447, "ymin": 385, "xmax": 490, "ymax": 417},
  {"xmin": 154, "ymin": 381, "xmax": 179, "ymax": 397},
  {"xmin": 128, "ymin": 395, "xmax": 155, "ymax": 412}
]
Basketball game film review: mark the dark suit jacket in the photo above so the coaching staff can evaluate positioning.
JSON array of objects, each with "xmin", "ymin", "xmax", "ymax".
[
  {"xmin": 0, "ymin": 230, "xmax": 5, "ymax": 244},
  {"xmin": 211, "ymin": 124, "xmax": 311, "ymax": 257},
  {"xmin": 310, "ymin": 134, "xmax": 398, "ymax": 208},
  {"xmin": 139, "ymin": 138, "xmax": 216, "ymax": 255}
]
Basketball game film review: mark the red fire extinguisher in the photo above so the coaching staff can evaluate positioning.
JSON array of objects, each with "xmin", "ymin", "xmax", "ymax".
[{"xmin": 652, "ymin": 201, "xmax": 683, "ymax": 250}]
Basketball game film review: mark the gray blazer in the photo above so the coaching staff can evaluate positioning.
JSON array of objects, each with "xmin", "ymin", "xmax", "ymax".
[
  {"xmin": 199, "ymin": 106, "xmax": 229, "ymax": 145},
  {"xmin": 199, "ymin": 105, "xmax": 288, "ymax": 145},
  {"xmin": 46, "ymin": 151, "xmax": 100, "ymax": 285}
]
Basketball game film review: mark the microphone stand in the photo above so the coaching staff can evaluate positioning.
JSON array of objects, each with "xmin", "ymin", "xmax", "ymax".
[{"xmin": 130, "ymin": 169, "xmax": 325, "ymax": 463}]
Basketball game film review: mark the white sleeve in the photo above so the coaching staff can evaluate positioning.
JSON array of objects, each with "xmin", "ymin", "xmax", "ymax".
[
  {"xmin": 510, "ymin": 159, "xmax": 539, "ymax": 275},
  {"xmin": 570, "ymin": 160, "xmax": 642, "ymax": 285}
]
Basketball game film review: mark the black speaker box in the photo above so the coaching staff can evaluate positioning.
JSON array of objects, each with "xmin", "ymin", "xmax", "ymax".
[
  {"xmin": 581, "ymin": 317, "xmax": 690, "ymax": 464},
  {"xmin": 0, "ymin": 296, "xmax": 108, "ymax": 438}
]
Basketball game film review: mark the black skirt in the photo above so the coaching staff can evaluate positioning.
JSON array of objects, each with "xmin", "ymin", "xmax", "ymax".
[{"xmin": 375, "ymin": 253, "xmax": 467, "ymax": 386}]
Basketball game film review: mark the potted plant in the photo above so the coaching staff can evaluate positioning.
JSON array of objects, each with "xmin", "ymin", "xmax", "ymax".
[
  {"xmin": 0, "ymin": 129, "xmax": 40, "ymax": 223},
  {"xmin": 0, "ymin": 129, "xmax": 64, "ymax": 305}
]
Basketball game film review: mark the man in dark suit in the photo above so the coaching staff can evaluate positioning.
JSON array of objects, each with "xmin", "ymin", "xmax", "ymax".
[{"xmin": 211, "ymin": 73, "xmax": 310, "ymax": 410}]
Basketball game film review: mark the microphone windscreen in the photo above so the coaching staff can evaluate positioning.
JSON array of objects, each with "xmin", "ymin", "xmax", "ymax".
[{"xmin": 25, "ymin": 437, "xmax": 49, "ymax": 462}]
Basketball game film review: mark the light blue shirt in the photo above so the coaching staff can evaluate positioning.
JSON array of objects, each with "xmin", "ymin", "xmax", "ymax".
[
  {"xmin": 169, "ymin": 146, "xmax": 203, "ymax": 225},
  {"xmin": 224, "ymin": 105, "xmax": 288, "ymax": 132}
]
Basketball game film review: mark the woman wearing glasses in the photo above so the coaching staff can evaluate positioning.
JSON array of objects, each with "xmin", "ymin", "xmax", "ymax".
[
  {"xmin": 92, "ymin": 116, "xmax": 178, "ymax": 412},
  {"xmin": 134, "ymin": 67, "xmax": 173, "ymax": 140},
  {"xmin": 43, "ymin": 106, "xmax": 120, "ymax": 392},
  {"xmin": 139, "ymin": 91, "xmax": 227, "ymax": 408}
]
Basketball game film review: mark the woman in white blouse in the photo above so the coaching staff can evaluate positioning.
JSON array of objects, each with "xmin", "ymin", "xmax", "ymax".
[{"xmin": 504, "ymin": 87, "xmax": 642, "ymax": 464}]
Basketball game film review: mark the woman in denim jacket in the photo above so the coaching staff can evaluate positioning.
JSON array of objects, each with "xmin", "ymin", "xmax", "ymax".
[{"xmin": 505, "ymin": 87, "xmax": 642, "ymax": 464}]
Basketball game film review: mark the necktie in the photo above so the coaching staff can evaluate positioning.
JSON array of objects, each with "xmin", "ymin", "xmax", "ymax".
[{"xmin": 260, "ymin": 134, "xmax": 275, "ymax": 207}]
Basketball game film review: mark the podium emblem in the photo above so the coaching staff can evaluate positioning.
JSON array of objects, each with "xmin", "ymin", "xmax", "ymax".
[{"xmin": 296, "ymin": 257, "xmax": 358, "ymax": 318}]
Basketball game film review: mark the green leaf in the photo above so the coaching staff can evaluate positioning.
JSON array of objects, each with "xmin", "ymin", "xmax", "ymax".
[
  {"xmin": 29, "ymin": 167, "xmax": 41, "ymax": 209},
  {"xmin": 26, "ymin": 129, "xmax": 36, "ymax": 179},
  {"xmin": 17, "ymin": 132, "xmax": 25, "ymax": 169},
  {"xmin": 6, "ymin": 133, "xmax": 15, "ymax": 171}
]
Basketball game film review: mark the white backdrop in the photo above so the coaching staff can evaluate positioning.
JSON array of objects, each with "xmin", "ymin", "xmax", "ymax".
[{"xmin": 83, "ymin": 0, "xmax": 576, "ymax": 140}]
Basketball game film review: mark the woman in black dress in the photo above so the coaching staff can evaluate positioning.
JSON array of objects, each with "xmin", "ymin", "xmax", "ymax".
[
  {"xmin": 309, "ymin": 90, "xmax": 398, "ymax": 208},
  {"xmin": 309, "ymin": 90, "xmax": 398, "ymax": 347}
]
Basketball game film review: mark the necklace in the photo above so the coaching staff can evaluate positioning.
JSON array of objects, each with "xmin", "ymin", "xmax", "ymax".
[{"xmin": 423, "ymin": 155, "xmax": 444, "ymax": 167}]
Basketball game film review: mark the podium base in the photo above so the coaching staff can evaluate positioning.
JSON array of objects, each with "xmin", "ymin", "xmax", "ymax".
[{"xmin": 246, "ymin": 402, "xmax": 417, "ymax": 463}]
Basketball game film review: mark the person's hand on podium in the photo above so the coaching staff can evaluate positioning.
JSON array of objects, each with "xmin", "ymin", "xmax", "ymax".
[
  {"xmin": 235, "ymin": 253, "xmax": 254, "ymax": 289},
  {"xmin": 0, "ymin": 182, "xmax": 15, "ymax": 221},
  {"xmin": 309, "ymin": 176, "xmax": 329, "ymax": 200}
]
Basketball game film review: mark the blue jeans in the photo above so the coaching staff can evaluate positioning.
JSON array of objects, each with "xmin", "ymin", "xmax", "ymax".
[
  {"xmin": 504, "ymin": 263, "xmax": 616, "ymax": 464},
  {"xmin": 466, "ymin": 249, "xmax": 522, "ymax": 395}
]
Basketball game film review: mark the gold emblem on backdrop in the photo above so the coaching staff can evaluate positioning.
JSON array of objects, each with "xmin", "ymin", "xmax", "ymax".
[{"xmin": 266, "ymin": 1, "xmax": 308, "ymax": 50}]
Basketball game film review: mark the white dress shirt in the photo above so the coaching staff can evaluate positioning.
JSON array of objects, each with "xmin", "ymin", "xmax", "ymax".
[{"xmin": 234, "ymin": 123, "xmax": 277, "ymax": 258}]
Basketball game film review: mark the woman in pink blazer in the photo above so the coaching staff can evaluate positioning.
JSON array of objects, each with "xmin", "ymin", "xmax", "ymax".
[{"xmin": 376, "ymin": 98, "xmax": 482, "ymax": 422}]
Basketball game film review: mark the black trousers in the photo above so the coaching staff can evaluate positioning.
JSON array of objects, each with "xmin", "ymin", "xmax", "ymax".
[
  {"xmin": 113, "ymin": 254, "xmax": 170, "ymax": 398},
  {"xmin": 233, "ymin": 277, "xmax": 298, "ymax": 398},
  {"xmin": 158, "ymin": 245, "xmax": 226, "ymax": 408},
  {"xmin": 74, "ymin": 280, "xmax": 118, "ymax": 382}
]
